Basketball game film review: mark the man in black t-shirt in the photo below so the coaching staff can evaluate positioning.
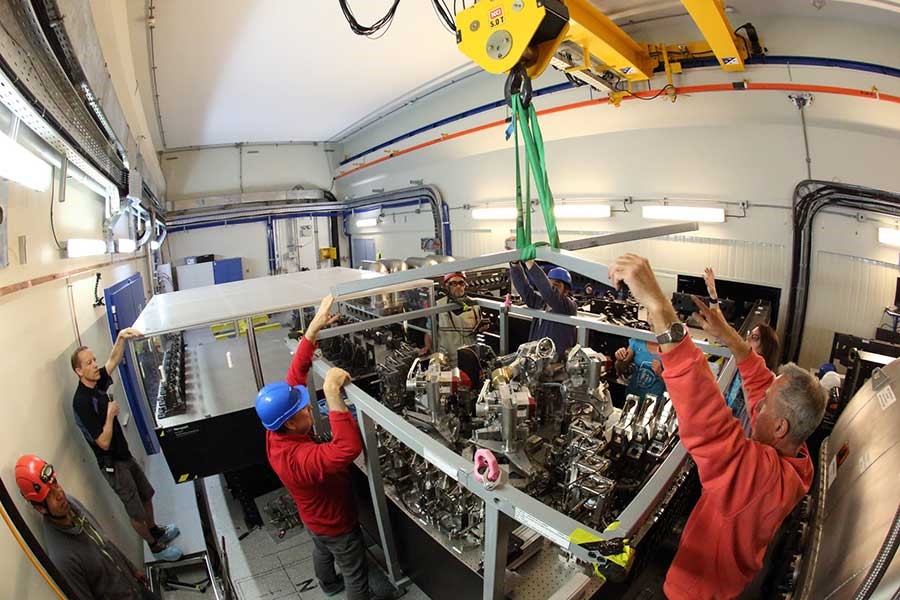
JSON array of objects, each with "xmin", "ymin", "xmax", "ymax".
[{"xmin": 71, "ymin": 328, "xmax": 182, "ymax": 562}]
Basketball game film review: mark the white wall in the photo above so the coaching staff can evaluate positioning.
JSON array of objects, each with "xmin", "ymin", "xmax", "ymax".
[
  {"xmin": 89, "ymin": 0, "xmax": 166, "ymax": 196},
  {"xmin": 0, "ymin": 175, "xmax": 149, "ymax": 600},
  {"xmin": 162, "ymin": 143, "xmax": 334, "ymax": 202},
  {"xmin": 166, "ymin": 221, "xmax": 269, "ymax": 280},
  {"xmin": 334, "ymin": 15, "xmax": 900, "ymax": 368}
]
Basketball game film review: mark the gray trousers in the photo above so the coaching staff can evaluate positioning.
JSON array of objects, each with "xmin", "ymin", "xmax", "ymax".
[{"xmin": 310, "ymin": 526, "xmax": 370, "ymax": 600}]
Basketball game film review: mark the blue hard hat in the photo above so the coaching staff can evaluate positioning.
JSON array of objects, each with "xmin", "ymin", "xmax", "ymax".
[
  {"xmin": 255, "ymin": 382, "xmax": 310, "ymax": 431},
  {"xmin": 547, "ymin": 267, "xmax": 572, "ymax": 288}
]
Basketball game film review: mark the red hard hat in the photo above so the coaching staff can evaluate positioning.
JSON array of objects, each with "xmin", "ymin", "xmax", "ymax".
[
  {"xmin": 443, "ymin": 271, "xmax": 467, "ymax": 284},
  {"xmin": 15, "ymin": 455, "xmax": 55, "ymax": 503}
]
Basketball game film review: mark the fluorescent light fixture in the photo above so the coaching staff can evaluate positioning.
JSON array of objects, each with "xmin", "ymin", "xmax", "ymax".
[
  {"xmin": 150, "ymin": 240, "xmax": 161, "ymax": 251},
  {"xmin": 116, "ymin": 238, "xmax": 136, "ymax": 253},
  {"xmin": 0, "ymin": 130, "xmax": 51, "ymax": 191},
  {"xmin": 356, "ymin": 217, "xmax": 378, "ymax": 228},
  {"xmin": 472, "ymin": 207, "xmax": 517, "ymax": 220},
  {"xmin": 642, "ymin": 205, "xmax": 726, "ymax": 223},
  {"xmin": 554, "ymin": 204, "xmax": 612, "ymax": 219},
  {"xmin": 65, "ymin": 238, "xmax": 108, "ymax": 258},
  {"xmin": 878, "ymin": 227, "xmax": 900, "ymax": 248}
]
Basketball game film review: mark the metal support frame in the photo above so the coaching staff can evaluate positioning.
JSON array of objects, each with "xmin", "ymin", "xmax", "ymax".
[
  {"xmin": 483, "ymin": 504, "xmax": 515, "ymax": 600},
  {"xmin": 475, "ymin": 297, "xmax": 732, "ymax": 359},
  {"xmin": 358, "ymin": 410, "xmax": 408, "ymax": 588},
  {"xmin": 129, "ymin": 342, "xmax": 152, "ymax": 421},
  {"xmin": 499, "ymin": 302, "xmax": 510, "ymax": 355},
  {"xmin": 330, "ymin": 223, "xmax": 698, "ymax": 299},
  {"xmin": 306, "ymin": 365, "xmax": 327, "ymax": 436},
  {"xmin": 245, "ymin": 318, "xmax": 265, "ymax": 390},
  {"xmin": 318, "ymin": 304, "xmax": 455, "ymax": 341},
  {"xmin": 428, "ymin": 285, "xmax": 439, "ymax": 348}
]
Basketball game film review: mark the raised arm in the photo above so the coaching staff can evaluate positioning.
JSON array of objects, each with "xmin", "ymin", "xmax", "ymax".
[
  {"xmin": 105, "ymin": 328, "xmax": 141, "ymax": 372},
  {"xmin": 608, "ymin": 255, "xmax": 755, "ymax": 491},
  {"xmin": 508, "ymin": 261, "xmax": 544, "ymax": 309},
  {"xmin": 525, "ymin": 261, "xmax": 577, "ymax": 314},
  {"xmin": 691, "ymin": 296, "xmax": 774, "ymax": 417},
  {"xmin": 287, "ymin": 295, "xmax": 340, "ymax": 386}
]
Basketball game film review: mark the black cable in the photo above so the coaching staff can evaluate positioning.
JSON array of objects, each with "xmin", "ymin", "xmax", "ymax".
[
  {"xmin": 338, "ymin": 0, "xmax": 401, "ymax": 37},
  {"xmin": 615, "ymin": 81, "xmax": 676, "ymax": 101},
  {"xmin": 48, "ymin": 171, "xmax": 64, "ymax": 250},
  {"xmin": 431, "ymin": 0, "xmax": 455, "ymax": 32}
]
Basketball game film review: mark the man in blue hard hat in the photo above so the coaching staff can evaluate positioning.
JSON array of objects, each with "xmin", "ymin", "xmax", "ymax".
[
  {"xmin": 255, "ymin": 295, "xmax": 395, "ymax": 600},
  {"xmin": 509, "ymin": 259, "xmax": 578, "ymax": 356}
]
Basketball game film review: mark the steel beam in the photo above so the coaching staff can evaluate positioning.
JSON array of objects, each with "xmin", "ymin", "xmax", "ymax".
[
  {"xmin": 680, "ymin": 0, "xmax": 744, "ymax": 71},
  {"xmin": 317, "ymin": 304, "xmax": 456, "ymax": 341},
  {"xmin": 358, "ymin": 410, "xmax": 405, "ymax": 586},
  {"xmin": 483, "ymin": 504, "xmax": 515, "ymax": 600},
  {"xmin": 330, "ymin": 223, "xmax": 699, "ymax": 298},
  {"xmin": 245, "ymin": 318, "xmax": 265, "ymax": 390}
]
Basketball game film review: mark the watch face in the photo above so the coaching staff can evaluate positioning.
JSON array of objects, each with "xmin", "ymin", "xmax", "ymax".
[{"xmin": 671, "ymin": 322, "xmax": 688, "ymax": 341}]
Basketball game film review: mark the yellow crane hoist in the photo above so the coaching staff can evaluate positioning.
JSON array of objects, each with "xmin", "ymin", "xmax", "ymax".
[{"xmin": 455, "ymin": 0, "xmax": 756, "ymax": 102}]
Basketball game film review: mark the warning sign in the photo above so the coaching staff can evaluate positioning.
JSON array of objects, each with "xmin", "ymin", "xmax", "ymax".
[
  {"xmin": 722, "ymin": 57, "xmax": 739, "ymax": 65},
  {"xmin": 620, "ymin": 66, "xmax": 634, "ymax": 74},
  {"xmin": 490, "ymin": 7, "xmax": 503, "ymax": 19}
]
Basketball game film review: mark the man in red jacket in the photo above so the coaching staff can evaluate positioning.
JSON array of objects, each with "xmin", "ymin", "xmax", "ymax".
[
  {"xmin": 255, "ymin": 295, "xmax": 385, "ymax": 599},
  {"xmin": 608, "ymin": 255, "xmax": 826, "ymax": 600}
]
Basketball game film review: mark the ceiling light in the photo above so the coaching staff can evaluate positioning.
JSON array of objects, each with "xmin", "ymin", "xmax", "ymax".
[
  {"xmin": 642, "ymin": 205, "xmax": 726, "ymax": 223},
  {"xmin": 116, "ymin": 238, "xmax": 136, "ymax": 253},
  {"xmin": 878, "ymin": 227, "xmax": 900, "ymax": 248},
  {"xmin": 554, "ymin": 204, "xmax": 612, "ymax": 219},
  {"xmin": 65, "ymin": 238, "xmax": 109, "ymax": 258},
  {"xmin": 0, "ymin": 130, "xmax": 51, "ymax": 191},
  {"xmin": 150, "ymin": 240, "xmax": 161, "ymax": 251},
  {"xmin": 472, "ymin": 207, "xmax": 517, "ymax": 220},
  {"xmin": 356, "ymin": 217, "xmax": 378, "ymax": 228}
]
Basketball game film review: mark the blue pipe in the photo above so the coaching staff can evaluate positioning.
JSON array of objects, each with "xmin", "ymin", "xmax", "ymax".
[
  {"xmin": 340, "ymin": 82, "xmax": 573, "ymax": 166},
  {"xmin": 168, "ymin": 211, "xmax": 344, "ymax": 233},
  {"xmin": 340, "ymin": 54, "xmax": 900, "ymax": 167}
]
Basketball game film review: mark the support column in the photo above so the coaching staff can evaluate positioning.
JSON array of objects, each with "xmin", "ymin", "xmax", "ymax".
[
  {"xmin": 482, "ymin": 503, "xmax": 514, "ymax": 600},
  {"xmin": 358, "ymin": 411, "xmax": 407, "ymax": 587}
]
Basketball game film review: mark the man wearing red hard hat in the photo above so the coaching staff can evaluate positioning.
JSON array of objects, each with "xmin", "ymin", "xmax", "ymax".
[
  {"xmin": 420, "ymin": 271, "xmax": 488, "ymax": 366},
  {"xmin": 14, "ymin": 454, "xmax": 159, "ymax": 599}
]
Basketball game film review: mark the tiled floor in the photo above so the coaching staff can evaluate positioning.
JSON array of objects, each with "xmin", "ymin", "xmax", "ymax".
[{"xmin": 159, "ymin": 475, "xmax": 430, "ymax": 600}]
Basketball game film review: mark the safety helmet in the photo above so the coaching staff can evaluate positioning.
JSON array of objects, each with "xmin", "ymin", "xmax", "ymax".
[
  {"xmin": 15, "ymin": 455, "xmax": 56, "ymax": 503},
  {"xmin": 443, "ymin": 272, "xmax": 468, "ymax": 285},
  {"xmin": 547, "ymin": 267, "xmax": 573, "ymax": 288},
  {"xmin": 255, "ymin": 382, "xmax": 310, "ymax": 431}
]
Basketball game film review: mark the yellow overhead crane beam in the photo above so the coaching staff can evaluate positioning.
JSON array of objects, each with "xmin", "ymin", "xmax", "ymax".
[
  {"xmin": 680, "ymin": 0, "xmax": 745, "ymax": 70},
  {"xmin": 455, "ymin": 0, "xmax": 750, "ymax": 92}
]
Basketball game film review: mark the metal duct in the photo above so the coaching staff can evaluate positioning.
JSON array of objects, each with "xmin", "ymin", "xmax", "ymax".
[
  {"xmin": 346, "ymin": 185, "xmax": 451, "ymax": 256},
  {"xmin": 784, "ymin": 180, "xmax": 900, "ymax": 363}
]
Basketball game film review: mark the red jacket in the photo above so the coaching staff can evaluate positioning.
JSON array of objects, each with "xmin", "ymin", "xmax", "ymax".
[
  {"xmin": 265, "ymin": 337, "xmax": 364, "ymax": 536},
  {"xmin": 661, "ymin": 338, "xmax": 813, "ymax": 600}
]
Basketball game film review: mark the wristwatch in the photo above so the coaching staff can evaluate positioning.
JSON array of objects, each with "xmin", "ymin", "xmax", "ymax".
[{"xmin": 656, "ymin": 321, "xmax": 688, "ymax": 345}]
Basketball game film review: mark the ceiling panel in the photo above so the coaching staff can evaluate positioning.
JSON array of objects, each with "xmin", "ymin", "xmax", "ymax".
[
  {"xmin": 149, "ymin": 0, "xmax": 469, "ymax": 148},
  {"xmin": 142, "ymin": 0, "xmax": 900, "ymax": 150}
]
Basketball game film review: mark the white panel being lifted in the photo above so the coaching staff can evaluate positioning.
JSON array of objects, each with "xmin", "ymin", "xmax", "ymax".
[{"xmin": 133, "ymin": 267, "xmax": 434, "ymax": 336}]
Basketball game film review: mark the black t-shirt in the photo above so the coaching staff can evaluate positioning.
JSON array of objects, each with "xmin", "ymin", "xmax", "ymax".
[{"xmin": 72, "ymin": 367, "xmax": 131, "ymax": 464}]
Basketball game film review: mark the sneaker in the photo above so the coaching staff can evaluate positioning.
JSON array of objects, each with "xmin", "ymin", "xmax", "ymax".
[
  {"xmin": 152, "ymin": 544, "xmax": 183, "ymax": 562},
  {"xmin": 152, "ymin": 524, "xmax": 180, "ymax": 546},
  {"xmin": 320, "ymin": 574, "xmax": 345, "ymax": 596}
]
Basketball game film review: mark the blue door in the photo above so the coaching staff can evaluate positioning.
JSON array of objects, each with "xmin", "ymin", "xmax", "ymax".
[{"xmin": 105, "ymin": 273, "xmax": 159, "ymax": 454}]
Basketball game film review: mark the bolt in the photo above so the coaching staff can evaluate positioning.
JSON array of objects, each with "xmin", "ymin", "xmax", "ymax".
[{"xmin": 470, "ymin": 20, "xmax": 480, "ymax": 31}]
